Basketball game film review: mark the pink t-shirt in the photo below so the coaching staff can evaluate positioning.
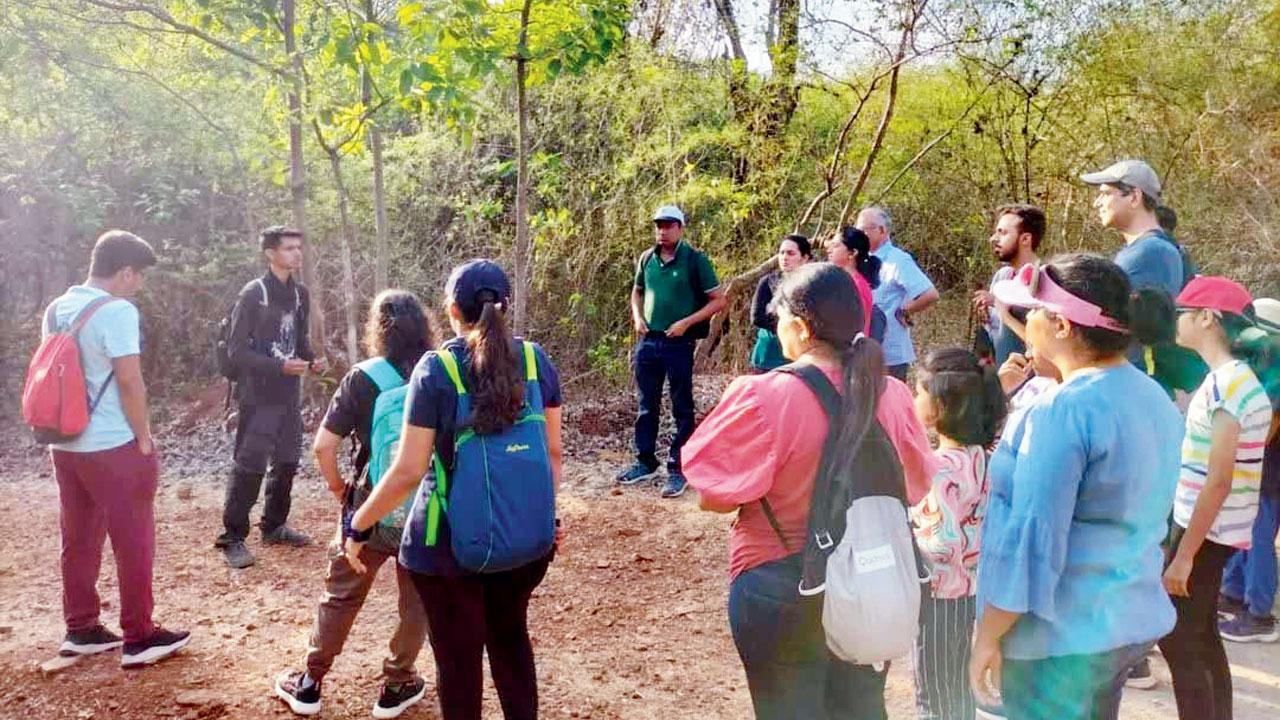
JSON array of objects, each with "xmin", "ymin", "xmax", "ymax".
[
  {"xmin": 910, "ymin": 445, "xmax": 990, "ymax": 599},
  {"xmin": 850, "ymin": 269, "xmax": 874, "ymax": 336},
  {"xmin": 683, "ymin": 365, "xmax": 939, "ymax": 579}
]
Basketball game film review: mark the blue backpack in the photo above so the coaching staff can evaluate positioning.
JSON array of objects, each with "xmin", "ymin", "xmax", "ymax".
[
  {"xmin": 354, "ymin": 357, "xmax": 418, "ymax": 529},
  {"xmin": 424, "ymin": 341, "xmax": 555, "ymax": 573}
]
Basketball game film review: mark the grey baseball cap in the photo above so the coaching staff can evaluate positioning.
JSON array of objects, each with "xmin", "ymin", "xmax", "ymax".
[
  {"xmin": 1080, "ymin": 159, "xmax": 1162, "ymax": 201},
  {"xmin": 652, "ymin": 205, "xmax": 685, "ymax": 225}
]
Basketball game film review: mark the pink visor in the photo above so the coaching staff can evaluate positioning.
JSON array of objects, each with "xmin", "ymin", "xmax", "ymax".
[{"xmin": 991, "ymin": 264, "xmax": 1130, "ymax": 334}]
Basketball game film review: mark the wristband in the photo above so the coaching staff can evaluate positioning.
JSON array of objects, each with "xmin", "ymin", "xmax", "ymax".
[{"xmin": 343, "ymin": 506, "xmax": 373, "ymax": 542}]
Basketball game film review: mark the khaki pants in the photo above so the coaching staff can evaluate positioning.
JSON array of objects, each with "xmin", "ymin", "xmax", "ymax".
[{"xmin": 304, "ymin": 529, "xmax": 429, "ymax": 684}]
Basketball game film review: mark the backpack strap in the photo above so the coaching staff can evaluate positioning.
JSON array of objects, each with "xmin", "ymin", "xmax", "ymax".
[
  {"xmin": 68, "ymin": 296, "xmax": 124, "ymax": 337},
  {"xmin": 521, "ymin": 341, "xmax": 538, "ymax": 382},
  {"xmin": 356, "ymin": 357, "xmax": 405, "ymax": 393},
  {"xmin": 435, "ymin": 350, "xmax": 467, "ymax": 395},
  {"xmin": 757, "ymin": 363, "xmax": 842, "ymax": 553}
]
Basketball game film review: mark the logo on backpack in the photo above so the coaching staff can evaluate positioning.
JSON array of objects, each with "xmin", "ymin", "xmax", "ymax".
[
  {"xmin": 23, "ymin": 297, "xmax": 124, "ymax": 445},
  {"xmin": 423, "ymin": 341, "xmax": 556, "ymax": 573}
]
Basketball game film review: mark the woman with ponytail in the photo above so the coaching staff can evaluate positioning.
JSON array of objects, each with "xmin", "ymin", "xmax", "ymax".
[
  {"xmin": 276, "ymin": 290, "xmax": 435, "ymax": 718},
  {"xmin": 1159, "ymin": 277, "xmax": 1277, "ymax": 720},
  {"xmin": 909, "ymin": 347, "xmax": 1006, "ymax": 720},
  {"xmin": 824, "ymin": 226, "xmax": 881, "ymax": 336},
  {"xmin": 343, "ymin": 261, "xmax": 564, "ymax": 720},
  {"xmin": 970, "ymin": 254, "xmax": 1185, "ymax": 720},
  {"xmin": 683, "ymin": 263, "xmax": 937, "ymax": 718}
]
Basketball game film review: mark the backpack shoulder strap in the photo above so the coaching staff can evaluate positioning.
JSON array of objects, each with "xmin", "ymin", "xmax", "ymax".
[
  {"xmin": 69, "ymin": 296, "xmax": 125, "ymax": 337},
  {"xmin": 434, "ymin": 349, "xmax": 467, "ymax": 395},
  {"xmin": 774, "ymin": 363, "xmax": 841, "ymax": 422},
  {"xmin": 42, "ymin": 301, "xmax": 58, "ymax": 336},
  {"xmin": 356, "ymin": 357, "xmax": 405, "ymax": 393},
  {"xmin": 521, "ymin": 341, "xmax": 538, "ymax": 382}
]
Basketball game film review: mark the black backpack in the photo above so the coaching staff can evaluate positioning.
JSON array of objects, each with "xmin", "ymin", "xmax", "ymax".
[{"xmin": 639, "ymin": 246, "xmax": 712, "ymax": 339}]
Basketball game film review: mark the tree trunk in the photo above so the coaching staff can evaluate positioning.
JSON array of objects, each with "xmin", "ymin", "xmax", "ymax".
[
  {"xmin": 283, "ymin": 0, "xmax": 326, "ymax": 351},
  {"xmin": 364, "ymin": 0, "xmax": 389, "ymax": 289},
  {"xmin": 511, "ymin": 0, "xmax": 534, "ymax": 335},
  {"xmin": 323, "ymin": 144, "xmax": 361, "ymax": 367}
]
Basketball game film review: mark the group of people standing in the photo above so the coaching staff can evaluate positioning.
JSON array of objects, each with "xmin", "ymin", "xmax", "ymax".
[{"xmin": 30, "ymin": 155, "xmax": 1279, "ymax": 720}]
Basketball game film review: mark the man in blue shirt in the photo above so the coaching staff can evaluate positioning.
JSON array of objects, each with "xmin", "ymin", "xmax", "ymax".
[
  {"xmin": 855, "ymin": 206, "xmax": 938, "ymax": 380},
  {"xmin": 1082, "ymin": 159, "xmax": 1184, "ymax": 297},
  {"xmin": 973, "ymin": 204, "xmax": 1044, "ymax": 365}
]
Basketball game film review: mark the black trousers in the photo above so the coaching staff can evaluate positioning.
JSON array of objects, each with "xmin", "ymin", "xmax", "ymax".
[
  {"xmin": 409, "ymin": 554, "xmax": 551, "ymax": 720},
  {"xmin": 1158, "ymin": 525, "xmax": 1236, "ymax": 720},
  {"xmin": 217, "ymin": 402, "xmax": 302, "ymax": 544}
]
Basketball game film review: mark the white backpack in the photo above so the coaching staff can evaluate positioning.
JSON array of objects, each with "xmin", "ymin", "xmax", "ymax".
[{"xmin": 767, "ymin": 364, "xmax": 928, "ymax": 665}]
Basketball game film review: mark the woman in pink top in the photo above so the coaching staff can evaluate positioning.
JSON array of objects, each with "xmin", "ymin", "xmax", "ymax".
[
  {"xmin": 824, "ymin": 226, "xmax": 881, "ymax": 337},
  {"xmin": 683, "ymin": 263, "xmax": 937, "ymax": 720}
]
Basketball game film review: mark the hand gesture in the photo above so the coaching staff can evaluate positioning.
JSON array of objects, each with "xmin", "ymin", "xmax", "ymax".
[
  {"xmin": 282, "ymin": 358, "xmax": 310, "ymax": 376},
  {"xmin": 342, "ymin": 536, "xmax": 368, "ymax": 574}
]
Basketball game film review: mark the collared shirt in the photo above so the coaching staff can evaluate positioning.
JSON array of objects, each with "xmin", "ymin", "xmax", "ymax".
[
  {"xmin": 46, "ymin": 285, "xmax": 142, "ymax": 453},
  {"xmin": 871, "ymin": 240, "xmax": 935, "ymax": 366},
  {"xmin": 634, "ymin": 241, "xmax": 719, "ymax": 333},
  {"xmin": 978, "ymin": 364, "xmax": 1183, "ymax": 660}
]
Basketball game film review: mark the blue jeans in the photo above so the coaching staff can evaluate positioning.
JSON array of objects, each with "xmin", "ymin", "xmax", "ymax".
[
  {"xmin": 1221, "ymin": 492, "xmax": 1280, "ymax": 618},
  {"xmin": 1001, "ymin": 642, "xmax": 1152, "ymax": 720},
  {"xmin": 727, "ymin": 554, "xmax": 888, "ymax": 720},
  {"xmin": 633, "ymin": 335, "xmax": 695, "ymax": 472}
]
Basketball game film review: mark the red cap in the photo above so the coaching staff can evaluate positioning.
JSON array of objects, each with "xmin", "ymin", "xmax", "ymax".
[{"xmin": 1176, "ymin": 276, "xmax": 1253, "ymax": 316}]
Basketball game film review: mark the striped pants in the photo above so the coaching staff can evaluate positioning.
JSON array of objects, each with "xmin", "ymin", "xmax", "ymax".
[{"xmin": 913, "ymin": 592, "xmax": 978, "ymax": 720}]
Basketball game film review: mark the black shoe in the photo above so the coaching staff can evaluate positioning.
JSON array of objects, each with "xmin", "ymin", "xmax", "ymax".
[
  {"xmin": 373, "ymin": 677, "xmax": 427, "ymax": 719},
  {"xmin": 59, "ymin": 625, "xmax": 123, "ymax": 657},
  {"xmin": 121, "ymin": 627, "xmax": 191, "ymax": 669},
  {"xmin": 616, "ymin": 462, "xmax": 660, "ymax": 486},
  {"xmin": 275, "ymin": 670, "xmax": 322, "ymax": 716},
  {"xmin": 222, "ymin": 540, "xmax": 257, "ymax": 569},
  {"xmin": 262, "ymin": 525, "xmax": 312, "ymax": 547},
  {"xmin": 660, "ymin": 472, "xmax": 688, "ymax": 499},
  {"xmin": 1124, "ymin": 657, "xmax": 1156, "ymax": 690}
]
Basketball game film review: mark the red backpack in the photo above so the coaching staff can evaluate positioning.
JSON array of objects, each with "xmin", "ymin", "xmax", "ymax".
[{"xmin": 22, "ymin": 297, "xmax": 123, "ymax": 444}]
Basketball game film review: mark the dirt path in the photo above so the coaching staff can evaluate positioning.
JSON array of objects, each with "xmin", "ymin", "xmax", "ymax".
[{"xmin": 0, "ymin": 389, "xmax": 1276, "ymax": 718}]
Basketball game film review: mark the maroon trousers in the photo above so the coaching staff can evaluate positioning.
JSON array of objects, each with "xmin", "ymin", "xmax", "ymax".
[{"xmin": 52, "ymin": 441, "xmax": 158, "ymax": 643}]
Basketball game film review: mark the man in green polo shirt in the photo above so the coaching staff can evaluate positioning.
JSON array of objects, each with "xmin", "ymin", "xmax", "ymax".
[{"xmin": 617, "ymin": 205, "xmax": 725, "ymax": 498}]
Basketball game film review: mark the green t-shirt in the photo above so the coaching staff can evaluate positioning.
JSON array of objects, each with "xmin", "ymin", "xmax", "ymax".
[{"xmin": 634, "ymin": 242, "xmax": 719, "ymax": 333}]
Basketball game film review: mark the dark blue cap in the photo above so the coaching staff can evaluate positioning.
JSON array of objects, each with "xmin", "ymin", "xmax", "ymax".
[{"xmin": 445, "ymin": 259, "xmax": 512, "ymax": 318}]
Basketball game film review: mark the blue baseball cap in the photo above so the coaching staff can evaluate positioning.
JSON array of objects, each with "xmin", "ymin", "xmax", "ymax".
[
  {"xmin": 652, "ymin": 205, "xmax": 685, "ymax": 225},
  {"xmin": 445, "ymin": 259, "xmax": 511, "ymax": 318}
]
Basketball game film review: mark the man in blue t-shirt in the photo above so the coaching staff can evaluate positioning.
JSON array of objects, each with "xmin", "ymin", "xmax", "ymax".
[
  {"xmin": 1081, "ymin": 159, "xmax": 1184, "ymax": 297},
  {"xmin": 43, "ymin": 231, "xmax": 190, "ymax": 668},
  {"xmin": 856, "ymin": 206, "xmax": 938, "ymax": 380},
  {"xmin": 973, "ymin": 204, "xmax": 1044, "ymax": 366}
]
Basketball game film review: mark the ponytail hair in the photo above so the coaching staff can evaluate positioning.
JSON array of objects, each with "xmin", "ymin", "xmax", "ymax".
[
  {"xmin": 774, "ymin": 263, "xmax": 886, "ymax": 462},
  {"xmin": 1129, "ymin": 287, "xmax": 1176, "ymax": 347},
  {"xmin": 462, "ymin": 291, "xmax": 525, "ymax": 434},
  {"xmin": 363, "ymin": 289, "xmax": 435, "ymax": 368},
  {"xmin": 840, "ymin": 226, "xmax": 882, "ymax": 289},
  {"xmin": 917, "ymin": 347, "xmax": 1007, "ymax": 447}
]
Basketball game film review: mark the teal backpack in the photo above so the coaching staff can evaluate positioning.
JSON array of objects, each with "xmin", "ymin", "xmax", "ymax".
[
  {"xmin": 423, "ymin": 341, "xmax": 556, "ymax": 573},
  {"xmin": 354, "ymin": 357, "xmax": 418, "ymax": 529}
]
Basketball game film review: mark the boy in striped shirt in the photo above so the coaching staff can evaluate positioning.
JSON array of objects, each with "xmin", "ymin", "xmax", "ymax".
[{"xmin": 1159, "ymin": 276, "xmax": 1275, "ymax": 720}]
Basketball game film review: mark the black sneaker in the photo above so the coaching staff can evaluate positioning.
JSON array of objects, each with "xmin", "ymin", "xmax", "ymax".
[
  {"xmin": 59, "ymin": 625, "xmax": 123, "ymax": 657},
  {"xmin": 660, "ymin": 472, "xmax": 687, "ymax": 499},
  {"xmin": 373, "ymin": 677, "xmax": 427, "ymax": 719},
  {"xmin": 1124, "ymin": 657, "xmax": 1156, "ymax": 690},
  {"xmin": 616, "ymin": 462, "xmax": 660, "ymax": 486},
  {"xmin": 222, "ymin": 540, "xmax": 257, "ymax": 569},
  {"xmin": 275, "ymin": 670, "xmax": 322, "ymax": 716},
  {"xmin": 262, "ymin": 525, "xmax": 312, "ymax": 547},
  {"xmin": 121, "ymin": 627, "xmax": 191, "ymax": 669},
  {"xmin": 1218, "ymin": 593, "xmax": 1248, "ymax": 620},
  {"xmin": 1220, "ymin": 612, "xmax": 1280, "ymax": 643}
]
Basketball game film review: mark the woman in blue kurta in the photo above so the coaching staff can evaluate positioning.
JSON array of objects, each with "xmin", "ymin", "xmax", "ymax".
[{"xmin": 969, "ymin": 254, "xmax": 1184, "ymax": 720}]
